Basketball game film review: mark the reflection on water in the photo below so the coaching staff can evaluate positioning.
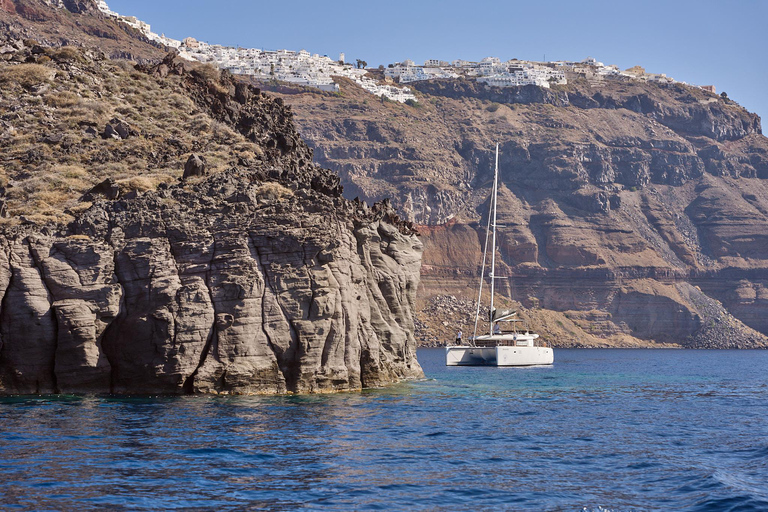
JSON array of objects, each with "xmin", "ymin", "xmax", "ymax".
[{"xmin": 1, "ymin": 349, "xmax": 768, "ymax": 510}]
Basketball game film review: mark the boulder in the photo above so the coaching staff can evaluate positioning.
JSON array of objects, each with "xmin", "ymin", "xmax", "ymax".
[
  {"xmin": 82, "ymin": 177, "xmax": 120, "ymax": 201},
  {"xmin": 102, "ymin": 117, "xmax": 132, "ymax": 140},
  {"xmin": 183, "ymin": 154, "xmax": 206, "ymax": 179}
]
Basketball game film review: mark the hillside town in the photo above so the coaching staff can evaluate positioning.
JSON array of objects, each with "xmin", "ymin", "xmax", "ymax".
[
  {"xmin": 94, "ymin": 1, "xmax": 417, "ymax": 102},
  {"xmin": 177, "ymin": 41, "xmax": 419, "ymax": 103},
  {"xmin": 93, "ymin": 1, "xmax": 716, "ymax": 101}
]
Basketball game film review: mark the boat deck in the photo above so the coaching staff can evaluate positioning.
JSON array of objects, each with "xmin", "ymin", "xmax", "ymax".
[{"xmin": 472, "ymin": 339, "xmax": 549, "ymax": 348}]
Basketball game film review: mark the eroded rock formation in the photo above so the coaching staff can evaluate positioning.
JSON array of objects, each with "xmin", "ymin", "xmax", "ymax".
[
  {"xmin": 0, "ymin": 45, "xmax": 423, "ymax": 394},
  {"xmin": 0, "ymin": 168, "xmax": 423, "ymax": 395}
]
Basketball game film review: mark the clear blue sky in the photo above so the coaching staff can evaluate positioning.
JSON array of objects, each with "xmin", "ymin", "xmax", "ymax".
[{"xmin": 108, "ymin": 0, "xmax": 767, "ymax": 123}]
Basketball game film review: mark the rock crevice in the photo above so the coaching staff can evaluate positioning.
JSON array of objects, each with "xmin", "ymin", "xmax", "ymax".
[
  {"xmin": 0, "ymin": 166, "xmax": 424, "ymax": 395},
  {"xmin": 0, "ymin": 44, "xmax": 423, "ymax": 395}
]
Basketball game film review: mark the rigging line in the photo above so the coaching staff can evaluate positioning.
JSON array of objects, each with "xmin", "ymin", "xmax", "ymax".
[
  {"xmin": 472, "ymin": 196, "xmax": 493, "ymax": 344},
  {"xmin": 472, "ymin": 146, "xmax": 496, "ymax": 345}
]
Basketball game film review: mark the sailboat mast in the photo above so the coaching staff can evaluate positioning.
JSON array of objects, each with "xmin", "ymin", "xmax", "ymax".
[{"xmin": 489, "ymin": 144, "xmax": 499, "ymax": 336}]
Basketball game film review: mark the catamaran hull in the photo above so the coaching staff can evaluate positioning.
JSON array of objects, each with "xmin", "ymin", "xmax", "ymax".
[{"xmin": 445, "ymin": 346, "xmax": 554, "ymax": 366}]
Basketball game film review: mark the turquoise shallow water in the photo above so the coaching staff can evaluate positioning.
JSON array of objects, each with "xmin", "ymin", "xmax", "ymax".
[{"xmin": 2, "ymin": 348, "xmax": 768, "ymax": 511}]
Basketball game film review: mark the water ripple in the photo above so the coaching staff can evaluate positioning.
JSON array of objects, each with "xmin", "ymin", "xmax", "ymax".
[{"xmin": 1, "ymin": 348, "xmax": 768, "ymax": 510}]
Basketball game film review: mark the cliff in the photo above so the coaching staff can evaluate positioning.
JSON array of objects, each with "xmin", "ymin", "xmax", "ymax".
[
  {"xmin": 0, "ymin": 0, "xmax": 166, "ymax": 62},
  {"xmin": 4, "ymin": 0, "xmax": 768, "ymax": 351},
  {"xmin": 0, "ymin": 43, "xmax": 423, "ymax": 394},
  {"xmin": 264, "ymin": 74, "xmax": 768, "ymax": 348}
]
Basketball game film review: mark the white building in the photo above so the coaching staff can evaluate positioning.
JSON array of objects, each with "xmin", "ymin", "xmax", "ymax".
[
  {"xmin": 179, "ymin": 42, "xmax": 416, "ymax": 102},
  {"xmin": 452, "ymin": 59, "xmax": 476, "ymax": 68},
  {"xmin": 424, "ymin": 59, "xmax": 449, "ymax": 67},
  {"xmin": 385, "ymin": 60, "xmax": 458, "ymax": 83},
  {"xmin": 90, "ymin": 3, "xmax": 689, "ymax": 101}
]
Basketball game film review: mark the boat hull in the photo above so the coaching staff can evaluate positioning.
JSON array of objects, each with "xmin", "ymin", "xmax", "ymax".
[{"xmin": 445, "ymin": 345, "xmax": 554, "ymax": 366}]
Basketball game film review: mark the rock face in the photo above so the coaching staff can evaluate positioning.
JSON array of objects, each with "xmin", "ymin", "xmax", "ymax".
[
  {"xmin": 0, "ymin": 168, "xmax": 423, "ymax": 395},
  {"xmin": 265, "ymin": 75, "xmax": 768, "ymax": 348},
  {"xmin": 0, "ymin": 47, "xmax": 423, "ymax": 394},
  {"xmin": 0, "ymin": 0, "xmax": 167, "ymax": 61}
]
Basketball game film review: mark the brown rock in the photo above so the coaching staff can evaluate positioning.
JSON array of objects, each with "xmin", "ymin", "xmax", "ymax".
[
  {"xmin": 82, "ymin": 177, "xmax": 119, "ymax": 201},
  {"xmin": 183, "ymin": 154, "xmax": 206, "ymax": 179}
]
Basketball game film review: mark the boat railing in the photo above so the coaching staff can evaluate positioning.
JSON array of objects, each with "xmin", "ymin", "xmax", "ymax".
[{"xmin": 467, "ymin": 338, "xmax": 550, "ymax": 348}]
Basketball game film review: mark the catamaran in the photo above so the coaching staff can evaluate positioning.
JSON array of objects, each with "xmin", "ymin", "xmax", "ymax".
[{"xmin": 445, "ymin": 144, "xmax": 554, "ymax": 367}]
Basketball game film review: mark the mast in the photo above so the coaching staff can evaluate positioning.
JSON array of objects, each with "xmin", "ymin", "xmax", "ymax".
[{"xmin": 489, "ymin": 144, "xmax": 499, "ymax": 336}]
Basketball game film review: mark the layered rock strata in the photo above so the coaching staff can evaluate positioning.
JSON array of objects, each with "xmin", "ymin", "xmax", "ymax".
[{"xmin": 266, "ymin": 77, "xmax": 768, "ymax": 347}]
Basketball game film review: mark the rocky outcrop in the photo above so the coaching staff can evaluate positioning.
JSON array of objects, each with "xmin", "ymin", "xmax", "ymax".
[
  {"xmin": 0, "ymin": 41, "xmax": 423, "ymax": 394},
  {"xmin": 0, "ymin": 166, "xmax": 423, "ymax": 396},
  {"xmin": 0, "ymin": 0, "xmax": 167, "ymax": 62}
]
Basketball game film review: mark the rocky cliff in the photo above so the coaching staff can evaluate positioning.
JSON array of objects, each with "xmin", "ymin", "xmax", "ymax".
[
  {"xmin": 0, "ymin": 41, "xmax": 423, "ymax": 394},
  {"xmin": 0, "ymin": 0, "xmax": 166, "ymax": 62},
  {"xmin": 4, "ymin": 0, "xmax": 768, "ymax": 352},
  {"xmin": 264, "ymin": 74, "xmax": 768, "ymax": 348}
]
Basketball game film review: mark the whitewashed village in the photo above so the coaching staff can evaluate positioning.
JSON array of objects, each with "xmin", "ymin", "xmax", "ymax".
[{"xmin": 94, "ymin": 0, "xmax": 717, "ymax": 103}]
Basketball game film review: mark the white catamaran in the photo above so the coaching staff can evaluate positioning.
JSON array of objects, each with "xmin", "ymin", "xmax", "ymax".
[{"xmin": 445, "ymin": 144, "xmax": 554, "ymax": 367}]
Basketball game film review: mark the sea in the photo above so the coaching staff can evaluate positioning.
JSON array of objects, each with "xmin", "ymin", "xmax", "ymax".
[{"xmin": 1, "ymin": 348, "xmax": 768, "ymax": 511}]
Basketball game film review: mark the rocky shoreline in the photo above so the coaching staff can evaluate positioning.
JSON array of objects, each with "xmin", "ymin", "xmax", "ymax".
[{"xmin": 0, "ymin": 49, "xmax": 424, "ymax": 395}]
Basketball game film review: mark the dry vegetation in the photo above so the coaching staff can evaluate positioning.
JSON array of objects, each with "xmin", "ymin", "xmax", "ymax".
[
  {"xmin": 0, "ymin": 48, "xmax": 257, "ymax": 225},
  {"xmin": 255, "ymin": 182, "xmax": 293, "ymax": 201},
  {"xmin": 0, "ymin": 63, "xmax": 56, "ymax": 88}
]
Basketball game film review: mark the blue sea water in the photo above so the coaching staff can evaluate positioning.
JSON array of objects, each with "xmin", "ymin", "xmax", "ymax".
[{"xmin": 1, "ymin": 348, "xmax": 768, "ymax": 511}]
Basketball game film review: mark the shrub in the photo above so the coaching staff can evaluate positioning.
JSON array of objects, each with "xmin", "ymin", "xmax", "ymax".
[
  {"xmin": 0, "ymin": 217, "xmax": 21, "ymax": 228},
  {"xmin": 487, "ymin": 103, "xmax": 501, "ymax": 112},
  {"xmin": 48, "ymin": 46, "xmax": 83, "ymax": 63},
  {"xmin": 68, "ymin": 99, "xmax": 109, "ymax": 119},
  {"xmin": 117, "ymin": 176, "xmax": 155, "ymax": 193},
  {"xmin": 118, "ymin": 175, "xmax": 171, "ymax": 193},
  {"xmin": 33, "ymin": 190, "xmax": 71, "ymax": 208},
  {"xmin": 211, "ymin": 121, "xmax": 238, "ymax": 143},
  {"xmin": 111, "ymin": 60, "xmax": 136, "ymax": 73},
  {"xmin": 255, "ymin": 182, "xmax": 293, "ymax": 202},
  {"xmin": 59, "ymin": 165, "xmax": 88, "ymax": 180},
  {"xmin": 44, "ymin": 91, "xmax": 81, "ymax": 108},
  {"xmin": 191, "ymin": 63, "xmax": 221, "ymax": 83},
  {"xmin": 0, "ymin": 63, "xmax": 56, "ymax": 89},
  {"xmin": 168, "ymin": 93, "xmax": 194, "ymax": 112},
  {"xmin": 184, "ymin": 113, "xmax": 212, "ymax": 135}
]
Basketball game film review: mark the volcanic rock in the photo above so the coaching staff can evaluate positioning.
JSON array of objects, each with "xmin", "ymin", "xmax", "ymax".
[
  {"xmin": 183, "ymin": 154, "xmax": 206, "ymax": 179},
  {"xmin": 267, "ymin": 73, "xmax": 768, "ymax": 348},
  {"xmin": 0, "ymin": 41, "xmax": 424, "ymax": 394},
  {"xmin": 82, "ymin": 177, "xmax": 119, "ymax": 201}
]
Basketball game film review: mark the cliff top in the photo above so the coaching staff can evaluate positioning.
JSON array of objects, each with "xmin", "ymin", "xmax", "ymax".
[{"xmin": 0, "ymin": 0, "xmax": 166, "ymax": 61}]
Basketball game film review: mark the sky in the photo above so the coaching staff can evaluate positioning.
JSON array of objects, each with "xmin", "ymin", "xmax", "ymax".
[{"xmin": 108, "ymin": 0, "xmax": 768, "ymax": 123}]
